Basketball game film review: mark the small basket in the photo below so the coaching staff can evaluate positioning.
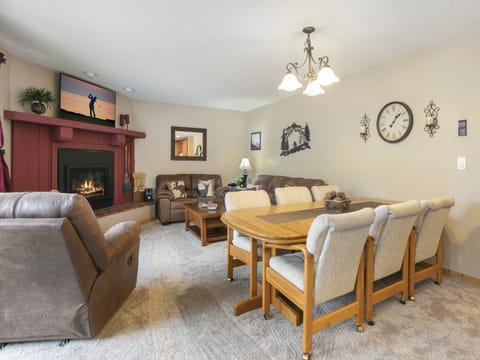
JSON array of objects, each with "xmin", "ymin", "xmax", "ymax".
[{"xmin": 324, "ymin": 198, "xmax": 351, "ymax": 212}]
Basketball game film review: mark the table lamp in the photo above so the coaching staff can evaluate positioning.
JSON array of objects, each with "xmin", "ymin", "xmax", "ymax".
[{"xmin": 238, "ymin": 158, "xmax": 252, "ymax": 188}]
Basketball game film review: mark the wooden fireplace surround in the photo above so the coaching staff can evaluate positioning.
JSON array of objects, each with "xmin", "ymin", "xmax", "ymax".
[{"xmin": 4, "ymin": 110, "xmax": 146, "ymax": 206}]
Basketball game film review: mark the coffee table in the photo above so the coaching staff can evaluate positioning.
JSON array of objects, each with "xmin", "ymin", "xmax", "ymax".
[{"xmin": 183, "ymin": 201, "xmax": 227, "ymax": 246}]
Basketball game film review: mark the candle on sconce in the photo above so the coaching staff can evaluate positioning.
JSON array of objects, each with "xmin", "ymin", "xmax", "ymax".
[
  {"xmin": 360, "ymin": 126, "xmax": 367, "ymax": 134},
  {"xmin": 124, "ymin": 114, "xmax": 130, "ymax": 124},
  {"xmin": 119, "ymin": 114, "xmax": 125, "ymax": 127},
  {"xmin": 426, "ymin": 116, "xmax": 434, "ymax": 126}
]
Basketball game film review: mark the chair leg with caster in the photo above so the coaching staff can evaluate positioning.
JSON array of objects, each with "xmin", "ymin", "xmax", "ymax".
[
  {"xmin": 302, "ymin": 352, "xmax": 311, "ymax": 360},
  {"xmin": 59, "ymin": 339, "xmax": 70, "ymax": 346}
]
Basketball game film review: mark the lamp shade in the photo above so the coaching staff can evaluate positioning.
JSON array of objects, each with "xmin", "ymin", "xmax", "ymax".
[
  {"xmin": 302, "ymin": 80, "xmax": 325, "ymax": 96},
  {"xmin": 238, "ymin": 158, "xmax": 252, "ymax": 171},
  {"xmin": 317, "ymin": 65, "xmax": 339, "ymax": 86},
  {"xmin": 278, "ymin": 73, "xmax": 302, "ymax": 91}
]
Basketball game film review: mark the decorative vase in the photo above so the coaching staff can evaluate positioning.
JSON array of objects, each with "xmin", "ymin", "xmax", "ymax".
[{"xmin": 31, "ymin": 101, "xmax": 46, "ymax": 115}]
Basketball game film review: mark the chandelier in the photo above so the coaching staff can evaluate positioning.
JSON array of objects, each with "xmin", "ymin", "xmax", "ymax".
[{"xmin": 278, "ymin": 26, "xmax": 339, "ymax": 96}]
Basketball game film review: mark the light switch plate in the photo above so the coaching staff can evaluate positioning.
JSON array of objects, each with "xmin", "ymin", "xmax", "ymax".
[{"xmin": 457, "ymin": 157, "xmax": 466, "ymax": 170}]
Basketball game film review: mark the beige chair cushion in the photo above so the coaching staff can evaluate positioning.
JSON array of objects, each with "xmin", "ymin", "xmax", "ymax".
[
  {"xmin": 311, "ymin": 185, "xmax": 342, "ymax": 201},
  {"xmin": 270, "ymin": 208, "xmax": 375, "ymax": 305},
  {"xmin": 274, "ymin": 186, "xmax": 312, "ymax": 205},
  {"xmin": 225, "ymin": 190, "xmax": 271, "ymax": 254},
  {"xmin": 369, "ymin": 200, "xmax": 421, "ymax": 280},
  {"xmin": 414, "ymin": 196, "xmax": 455, "ymax": 262}
]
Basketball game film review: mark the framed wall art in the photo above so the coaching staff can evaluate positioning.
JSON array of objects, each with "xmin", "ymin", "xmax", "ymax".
[{"xmin": 251, "ymin": 131, "xmax": 261, "ymax": 150}]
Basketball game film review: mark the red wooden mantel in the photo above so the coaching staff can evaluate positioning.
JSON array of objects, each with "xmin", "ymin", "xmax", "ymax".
[{"xmin": 4, "ymin": 110, "xmax": 146, "ymax": 206}]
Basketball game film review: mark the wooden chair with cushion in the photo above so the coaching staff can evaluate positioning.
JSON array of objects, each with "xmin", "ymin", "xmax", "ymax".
[
  {"xmin": 365, "ymin": 200, "xmax": 421, "ymax": 325},
  {"xmin": 408, "ymin": 196, "xmax": 455, "ymax": 301},
  {"xmin": 262, "ymin": 208, "xmax": 375, "ymax": 360},
  {"xmin": 274, "ymin": 186, "xmax": 312, "ymax": 205},
  {"xmin": 224, "ymin": 189, "xmax": 271, "ymax": 315},
  {"xmin": 310, "ymin": 184, "xmax": 342, "ymax": 201}
]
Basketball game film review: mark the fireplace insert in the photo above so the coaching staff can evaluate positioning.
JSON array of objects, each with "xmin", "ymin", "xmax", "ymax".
[{"xmin": 58, "ymin": 149, "xmax": 114, "ymax": 209}]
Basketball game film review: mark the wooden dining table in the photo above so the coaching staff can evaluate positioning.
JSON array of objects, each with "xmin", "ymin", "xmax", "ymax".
[{"xmin": 220, "ymin": 198, "xmax": 391, "ymax": 324}]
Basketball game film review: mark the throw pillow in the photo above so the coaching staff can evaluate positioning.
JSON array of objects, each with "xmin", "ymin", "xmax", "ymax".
[
  {"xmin": 166, "ymin": 180, "xmax": 187, "ymax": 199},
  {"xmin": 198, "ymin": 179, "xmax": 215, "ymax": 197}
]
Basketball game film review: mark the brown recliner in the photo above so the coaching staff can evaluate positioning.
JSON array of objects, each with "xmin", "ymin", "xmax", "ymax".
[{"xmin": 0, "ymin": 192, "xmax": 141, "ymax": 344}]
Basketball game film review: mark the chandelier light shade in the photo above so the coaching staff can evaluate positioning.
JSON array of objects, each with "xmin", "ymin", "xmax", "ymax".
[{"xmin": 278, "ymin": 26, "xmax": 339, "ymax": 96}]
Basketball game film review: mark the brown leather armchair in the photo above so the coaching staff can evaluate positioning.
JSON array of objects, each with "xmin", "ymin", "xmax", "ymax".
[{"xmin": 0, "ymin": 192, "xmax": 140, "ymax": 344}]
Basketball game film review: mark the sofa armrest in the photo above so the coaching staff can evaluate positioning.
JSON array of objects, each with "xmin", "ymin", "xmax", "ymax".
[
  {"xmin": 104, "ymin": 221, "xmax": 141, "ymax": 261},
  {"xmin": 215, "ymin": 186, "xmax": 231, "ymax": 198},
  {"xmin": 156, "ymin": 189, "xmax": 174, "ymax": 201}
]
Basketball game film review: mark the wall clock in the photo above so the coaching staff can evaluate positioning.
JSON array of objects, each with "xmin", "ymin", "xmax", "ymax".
[{"xmin": 376, "ymin": 101, "xmax": 414, "ymax": 143}]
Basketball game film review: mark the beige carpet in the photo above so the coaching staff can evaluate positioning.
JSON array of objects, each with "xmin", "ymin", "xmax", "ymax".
[{"xmin": 2, "ymin": 221, "xmax": 480, "ymax": 360}]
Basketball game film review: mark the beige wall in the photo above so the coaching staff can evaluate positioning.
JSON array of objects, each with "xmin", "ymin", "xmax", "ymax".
[
  {"xmin": 247, "ymin": 30, "xmax": 480, "ymax": 278},
  {"xmin": 132, "ymin": 100, "xmax": 248, "ymax": 189}
]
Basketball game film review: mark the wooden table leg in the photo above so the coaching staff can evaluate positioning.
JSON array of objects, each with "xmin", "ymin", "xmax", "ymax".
[
  {"xmin": 234, "ymin": 283, "xmax": 262, "ymax": 316},
  {"xmin": 201, "ymin": 217, "xmax": 207, "ymax": 246},
  {"xmin": 184, "ymin": 209, "xmax": 190, "ymax": 232}
]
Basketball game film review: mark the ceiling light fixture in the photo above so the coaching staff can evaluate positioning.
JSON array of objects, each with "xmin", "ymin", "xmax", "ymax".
[{"xmin": 278, "ymin": 26, "xmax": 339, "ymax": 96}]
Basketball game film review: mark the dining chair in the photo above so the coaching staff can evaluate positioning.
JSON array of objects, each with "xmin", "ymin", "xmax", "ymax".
[
  {"xmin": 224, "ymin": 189, "xmax": 271, "ymax": 315},
  {"xmin": 262, "ymin": 208, "xmax": 375, "ymax": 360},
  {"xmin": 365, "ymin": 200, "xmax": 421, "ymax": 325},
  {"xmin": 274, "ymin": 186, "xmax": 312, "ymax": 205},
  {"xmin": 310, "ymin": 184, "xmax": 342, "ymax": 201},
  {"xmin": 408, "ymin": 196, "xmax": 455, "ymax": 301}
]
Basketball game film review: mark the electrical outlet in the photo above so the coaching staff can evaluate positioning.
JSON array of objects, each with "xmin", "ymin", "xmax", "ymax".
[{"xmin": 457, "ymin": 157, "xmax": 466, "ymax": 170}]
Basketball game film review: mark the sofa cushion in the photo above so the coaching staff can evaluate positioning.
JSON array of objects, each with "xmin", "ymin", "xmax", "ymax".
[
  {"xmin": 198, "ymin": 178, "xmax": 215, "ymax": 197},
  {"xmin": 166, "ymin": 180, "xmax": 187, "ymax": 199},
  {"xmin": 191, "ymin": 174, "xmax": 223, "ymax": 191},
  {"xmin": 156, "ymin": 174, "xmax": 191, "ymax": 194}
]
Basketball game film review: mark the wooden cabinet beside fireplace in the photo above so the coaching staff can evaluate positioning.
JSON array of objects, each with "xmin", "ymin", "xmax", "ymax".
[{"xmin": 4, "ymin": 110, "xmax": 146, "ymax": 207}]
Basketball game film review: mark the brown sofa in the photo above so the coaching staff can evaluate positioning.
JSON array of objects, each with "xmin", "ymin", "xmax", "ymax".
[
  {"xmin": 0, "ymin": 192, "xmax": 140, "ymax": 344},
  {"xmin": 155, "ymin": 174, "xmax": 229, "ymax": 224},
  {"xmin": 253, "ymin": 174, "xmax": 326, "ymax": 204}
]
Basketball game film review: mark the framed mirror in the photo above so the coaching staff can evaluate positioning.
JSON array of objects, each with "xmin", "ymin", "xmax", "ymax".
[{"xmin": 171, "ymin": 126, "xmax": 207, "ymax": 161}]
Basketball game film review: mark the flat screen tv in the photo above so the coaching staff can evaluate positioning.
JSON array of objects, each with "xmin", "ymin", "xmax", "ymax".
[{"xmin": 58, "ymin": 73, "xmax": 116, "ymax": 127}]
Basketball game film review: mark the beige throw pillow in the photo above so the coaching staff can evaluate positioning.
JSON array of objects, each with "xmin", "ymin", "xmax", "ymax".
[
  {"xmin": 198, "ymin": 179, "xmax": 215, "ymax": 197},
  {"xmin": 167, "ymin": 180, "xmax": 187, "ymax": 199}
]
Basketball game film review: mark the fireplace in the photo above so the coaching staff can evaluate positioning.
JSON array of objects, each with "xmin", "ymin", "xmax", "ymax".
[{"xmin": 58, "ymin": 149, "xmax": 114, "ymax": 209}]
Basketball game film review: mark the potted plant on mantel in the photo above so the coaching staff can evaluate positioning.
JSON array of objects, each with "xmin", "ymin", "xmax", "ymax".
[{"xmin": 19, "ymin": 86, "xmax": 55, "ymax": 115}]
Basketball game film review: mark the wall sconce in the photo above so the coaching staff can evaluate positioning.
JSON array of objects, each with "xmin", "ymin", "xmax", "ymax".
[
  {"xmin": 119, "ymin": 114, "xmax": 130, "ymax": 129},
  {"xmin": 424, "ymin": 100, "xmax": 440, "ymax": 137},
  {"xmin": 360, "ymin": 114, "xmax": 370, "ymax": 142}
]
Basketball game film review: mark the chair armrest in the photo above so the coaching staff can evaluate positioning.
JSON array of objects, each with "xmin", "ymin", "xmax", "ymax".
[
  {"xmin": 264, "ymin": 242, "xmax": 307, "ymax": 253},
  {"xmin": 104, "ymin": 221, "xmax": 141, "ymax": 260},
  {"xmin": 156, "ymin": 189, "xmax": 174, "ymax": 201}
]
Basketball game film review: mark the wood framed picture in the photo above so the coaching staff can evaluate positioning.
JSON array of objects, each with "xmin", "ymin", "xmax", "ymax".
[{"xmin": 250, "ymin": 132, "xmax": 261, "ymax": 150}]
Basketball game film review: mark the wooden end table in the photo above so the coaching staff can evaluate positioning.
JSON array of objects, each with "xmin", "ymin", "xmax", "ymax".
[{"xmin": 183, "ymin": 201, "xmax": 227, "ymax": 246}]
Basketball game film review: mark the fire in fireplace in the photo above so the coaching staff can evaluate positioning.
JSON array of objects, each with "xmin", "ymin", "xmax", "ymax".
[
  {"xmin": 71, "ymin": 167, "xmax": 106, "ymax": 198},
  {"xmin": 58, "ymin": 149, "xmax": 114, "ymax": 209}
]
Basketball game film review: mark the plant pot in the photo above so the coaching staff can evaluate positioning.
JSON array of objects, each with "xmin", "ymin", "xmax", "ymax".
[{"xmin": 31, "ymin": 101, "xmax": 46, "ymax": 115}]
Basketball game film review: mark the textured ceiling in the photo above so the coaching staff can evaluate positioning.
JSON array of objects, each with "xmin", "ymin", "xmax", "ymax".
[{"xmin": 1, "ymin": 0, "xmax": 480, "ymax": 111}]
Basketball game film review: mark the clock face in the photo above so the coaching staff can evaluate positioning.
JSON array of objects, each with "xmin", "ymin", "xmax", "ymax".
[{"xmin": 376, "ymin": 101, "xmax": 414, "ymax": 143}]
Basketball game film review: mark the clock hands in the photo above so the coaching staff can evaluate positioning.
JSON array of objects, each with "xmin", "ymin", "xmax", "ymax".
[{"xmin": 389, "ymin": 111, "xmax": 405, "ymax": 127}]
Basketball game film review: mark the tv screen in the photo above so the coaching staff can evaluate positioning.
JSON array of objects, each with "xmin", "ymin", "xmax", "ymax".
[{"xmin": 59, "ymin": 73, "xmax": 116, "ymax": 127}]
